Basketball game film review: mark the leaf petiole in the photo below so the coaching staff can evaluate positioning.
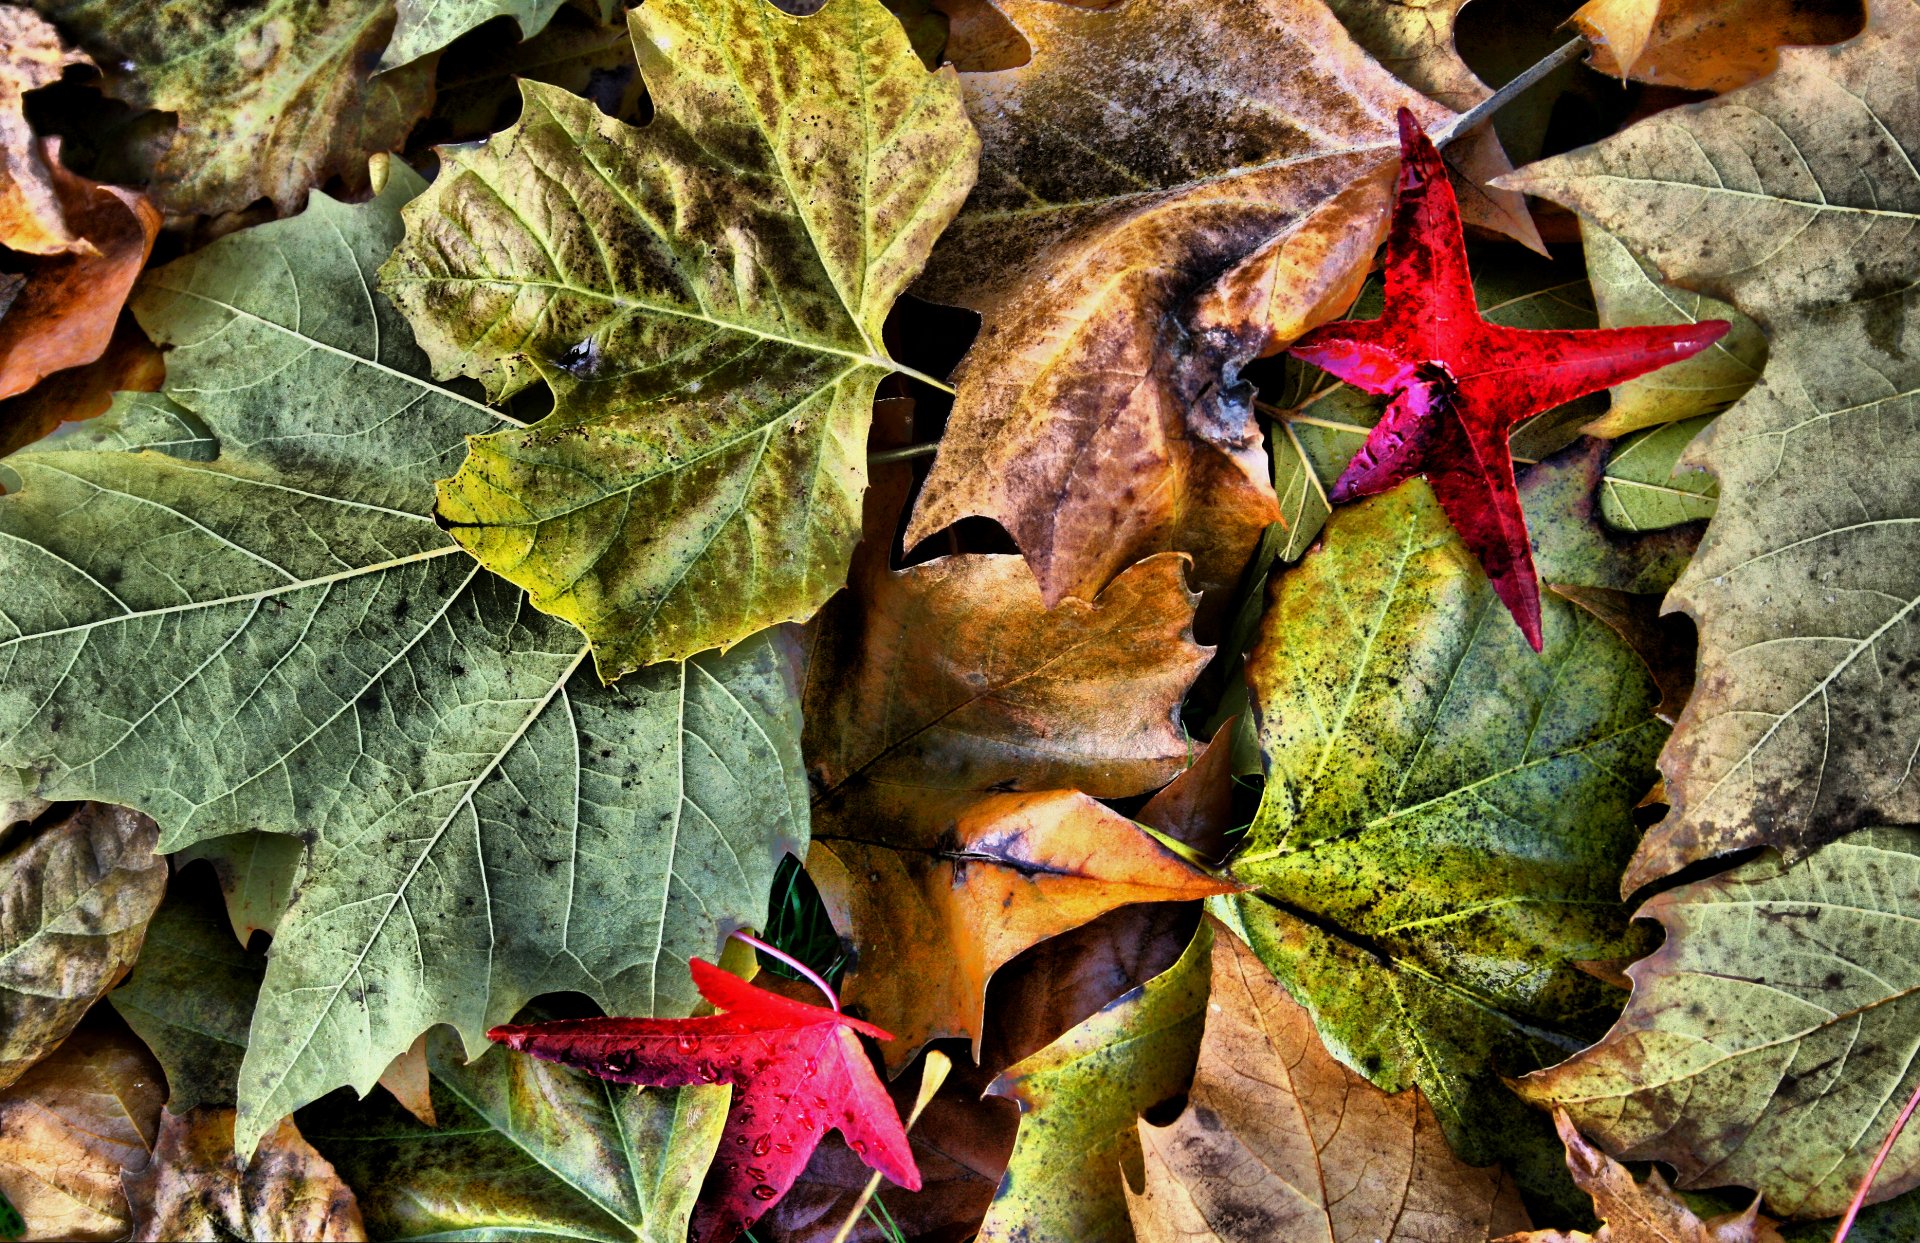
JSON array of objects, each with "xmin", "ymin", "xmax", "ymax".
[
  {"xmin": 1430, "ymin": 37, "xmax": 1586, "ymax": 146},
  {"xmin": 732, "ymin": 929, "xmax": 841, "ymax": 1011}
]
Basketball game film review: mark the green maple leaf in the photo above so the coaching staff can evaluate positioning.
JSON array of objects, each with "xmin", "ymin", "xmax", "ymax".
[
  {"xmin": 380, "ymin": 0, "xmax": 979, "ymax": 679},
  {"xmin": 0, "ymin": 162, "xmax": 806, "ymax": 1156}
]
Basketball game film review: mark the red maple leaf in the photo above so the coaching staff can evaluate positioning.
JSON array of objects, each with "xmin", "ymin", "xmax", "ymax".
[
  {"xmin": 1288, "ymin": 108, "xmax": 1729, "ymax": 650},
  {"xmin": 489, "ymin": 958, "xmax": 919, "ymax": 1243}
]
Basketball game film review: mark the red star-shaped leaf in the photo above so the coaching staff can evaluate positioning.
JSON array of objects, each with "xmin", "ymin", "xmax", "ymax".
[
  {"xmin": 490, "ymin": 959, "xmax": 919, "ymax": 1243},
  {"xmin": 1288, "ymin": 109, "xmax": 1729, "ymax": 650}
]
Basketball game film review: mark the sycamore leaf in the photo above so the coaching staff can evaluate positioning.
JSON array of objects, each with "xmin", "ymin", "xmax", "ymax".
[
  {"xmin": 1571, "ymin": 0, "xmax": 1865, "ymax": 92},
  {"xmin": 979, "ymin": 919, "xmax": 1212, "ymax": 1243},
  {"xmin": 0, "ymin": 143, "xmax": 158, "ymax": 402},
  {"xmin": 0, "ymin": 7, "xmax": 91, "ymax": 256},
  {"xmin": 0, "ymin": 1025, "xmax": 163, "ymax": 1243},
  {"xmin": 307, "ymin": 1029, "xmax": 729, "ymax": 1243},
  {"xmin": 810, "ymin": 789, "xmax": 1238, "ymax": 1070},
  {"xmin": 1517, "ymin": 828, "xmax": 1920, "ymax": 1219},
  {"xmin": 108, "ymin": 874, "xmax": 267, "ymax": 1113},
  {"xmin": 1599, "ymin": 417, "xmax": 1720, "ymax": 532},
  {"xmin": 1320, "ymin": 0, "xmax": 1544, "ymax": 251},
  {"xmin": 491, "ymin": 959, "xmax": 918, "ymax": 1243},
  {"xmin": 0, "ymin": 803, "xmax": 165, "ymax": 1088},
  {"xmin": 124, "ymin": 1110, "xmax": 366, "ymax": 1242},
  {"xmin": 382, "ymin": 0, "xmax": 979, "ymax": 678},
  {"xmin": 1496, "ymin": 1109, "xmax": 1782, "ymax": 1243},
  {"xmin": 1500, "ymin": 2, "xmax": 1920, "ymax": 888},
  {"xmin": 34, "ymin": 0, "xmax": 434, "ymax": 213},
  {"xmin": 903, "ymin": 0, "xmax": 1465, "ymax": 612},
  {"xmin": 1579, "ymin": 222, "xmax": 1764, "ymax": 438},
  {"xmin": 431, "ymin": 1, "xmax": 643, "ymax": 141},
  {"xmin": 383, "ymin": 0, "xmax": 612, "ymax": 70},
  {"xmin": 0, "ymin": 165, "xmax": 807, "ymax": 1156},
  {"xmin": 1225, "ymin": 457, "xmax": 1670, "ymax": 1207},
  {"xmin": 1127, "ymin": 926, "xmax": 1532, "ymax": 1243}
]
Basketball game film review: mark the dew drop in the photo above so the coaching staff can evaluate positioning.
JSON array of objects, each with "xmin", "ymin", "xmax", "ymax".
[
  {"xmin": 751, "ymin": 1184, "xmax": 779, "ymax": 1202},
  {"xmin": 849, "ymin": 1139, "xmax": 867, "ymax": 1156},
  {"xmin": 803, "ymin": 1058, "xmax": 819, "ymax": 1076},
  {"xmin": 773, "ymin": 1140, "xmax": 793, "ymax": 1154},
  {"xmin": 795, "ymin": 1110, "xmax": 815, "ymax": 1130},
  {"xmin": 747, "ymin": 1166, "xmax": 768, "ymax": 1181},
  {"xmin": 676, "ymin": 1033, "xmax": 700, "ymax": 1054},
  {"xmin": 751, "ymin": 1134, "xmax": 772, "ymax": 1157}
]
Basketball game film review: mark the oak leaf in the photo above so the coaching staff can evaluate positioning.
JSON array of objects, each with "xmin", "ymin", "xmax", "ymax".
[
  {"xmin": 491, "ymin": 959, "xmax": 919, "ymax": 1243},
  {"xmin": 0, "ymin": 6, "xmax": 91, "ymax": 256},
  {"xmin": 1126, "ymin": 925, "xmax": 1531, "ymax": 1243},
  {"xmin": 1572, "ymin": 0, "xmax": 1865, "ymax": 92},
  {"xmin": 0, "ymin": 1024, "xmax": 163, "ymax": 1243},
  {"xmin": 124, "ymin": 1110, "xmax": 366, "ymax": 1242},
  {"xmin": 1516, "ymin": 828, "xmax": 1920, "ymax": 1219},
  {"xmin": 0, "ymin": 164, "xmax": 807, "ymax": 1155},
  {"xmin": 383, "ymin": 0, "xmax": 979, "ymax": 678},
  {"xmin": 1500, "ymin": 0, "xmax": 1920, "ymax": 888},
  {"xmin": 903, "ymin": 0, "xmax": 1462, "ymax": 612},
  {"xmin": 34, "ymin": 0, "xmax": 434, "ymax": 213},
  {"xmin": 1496, "ymin": 1109, "xmax": 1782, "ymax": 1243}
]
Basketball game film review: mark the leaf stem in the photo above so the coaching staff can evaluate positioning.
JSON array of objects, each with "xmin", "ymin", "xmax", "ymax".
[
  {"xmin": 1833, "ymin": 1076, "xmax": 1920, "ymax": 1242},
  {"xmin": 731, "ymin": 929, "xmax": 841, "ymax": 1011},
  {"xmin": 891, "ymin": 362, "xmax": 957, "ymax": 395},
  {"xmin": 870, "ymin": 442, "xmax": 940, "ymax": 464},
  {"xmin": 1430, "ymin": 37, "xmax": 1586, "ymax": 147}
]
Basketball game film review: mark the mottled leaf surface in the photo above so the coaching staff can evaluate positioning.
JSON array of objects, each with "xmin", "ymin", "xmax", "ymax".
[
  {"xmin": 125, "ymin": 1110, "xmax": 366, "ymax": 1242},
  {"xmin": 1518, "ymin": 828, "xmax": 1920, "ymax": 1218},
  {"xmin": 0, "ymin": 6, "xmax": 91, "ymax": 256},
  {"xmin": 384, "ymin": 0, "xmax": 978, "ymax": 677},
  {"xmin": 0, "ymin": 168, "xmax": 806, "ymax": 1154},
  {"xmin": 1502, "ymin": 4, "xmax": 1920, "ymax": 888}
]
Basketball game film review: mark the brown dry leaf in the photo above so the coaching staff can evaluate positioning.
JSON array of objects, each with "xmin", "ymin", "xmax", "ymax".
[
  {"xmin": 375, "ymin": 1034, "xmax": 434, "ymax": 1129},
  {"xmin": 904, "ymin": 0, "xmax": 1462, "ymax": 612},
  {"xmin": 1572, "ymin": 0, "xmax": 1865, "ymax": 92},
  {"xmin": 0, "ymin": 802, "xmax": 167, "ymax": 1088},
  {"xmin": 1321, "ymin": 0, "xmax": 1544, "ymax": 250},
  {"xmin": 811, "ymin": 789, "xmax": 1239, "ymax": 1070},
  {"xmin": 1139, "ymin": 717, "xmax": 1239, "ymax": 864},
  {"xmin": 1126, "ymin": 925, "xmax": 1532, "ymax": 1243},
  {"xmin": 0, "ymin": 7, "xmax": 92, "ymax": 256},
  {"xmin": 1494, "ymin": 1109, "xmax": 1784, "ymax": 1243},
  {"xmin": 0, "ymin": 1023, "xmax": 165, "ymax": 1243},
  {"xmin": 0, "ymin": 314, "xmax": 163, "ymax": 458},
  {"xmin": 0, "ymin": 142, "xmax": 158, "ymax": 402},
  {"xmin": 125, "ymin": 1109, "xmax": 367, "ymax": 1242}
]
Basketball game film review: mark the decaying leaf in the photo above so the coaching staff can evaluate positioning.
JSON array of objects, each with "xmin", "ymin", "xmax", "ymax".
[
  {"xmin": 1501, "ymin": 1, "xmax": 1920, "ymax": 888},
  {"xmin": 1496, "ymin": 1109, "xmax": 1783, "ymax": 1243},
  {"xmin": 1517, "ymin": 827, "xmax": 1920, "ymax": 1219},
  {"xmin": 1597, "ymin": 417, "xmax": 1720, "ymax": 532},
  {"xmin": 306, "ymin": 1029, "xmax": 728, "ymax": 1243},
  {"xmin": 430, "ymin": 0, "xmax": 643, "ymax": 140},
  {"xmin": 0, "ymin": 802, "xmax": 165, "ymax": 1088},
  {"xmin": 36, "ymin": 0, "xmax": 435, "ymax": 213},
  {"xmin": 1549, "ymin": 584, "xmax": 1697, "ymax": 724},
  {"xmin": 172, "ymin": 833, "xmax": 305, "ymax": 944},
  {"xmin": 0, "ymin": 164, "xmax": 807, "ymax": 1155},
  {"xmin": 903, "ymin": 0, "xmax": 1464, "ymax": 612},
  {"xmin": 0, "ymin": 6, "xmax": 92, "ymax": 256},
  {"xmin": 0, "ymin": 314, "xmax": 164, "ymax": 460},
  {"xmin": 1127, "ymin": 925, "xmax": 1532, "ymax": 1243},
  {"xmin": 124, "ymin": 1110, "xmax": 366, "ymax": 1242},
  {"xmin": 1225, "ymin": 458, "xmax": 1669, "ymax": 1205},
  {"xmin": 384, "ymin": 0, "xmax": 611, "ymax": 70},
  {"xmin": 978, "ymin": 919, "xmax": 1212, "ymax": 1243},
  {"xmin": 810, "ymin": 789, "xmax": 1238, "ymax": 1069},
  {"xmin": 1579, "ymin": 222, "xmax": 1763, "ymax": 438},
  {"xmin": 383, "ymin": 0, "xmax": 979, "ymax": 678},
  {"xmin": 1572, "ymin": 0, "xmax": 1865, "ymax": 92},
  {"xmin": 0, "ymin": 143, "xmax": 158, "ymax": 402},
  {"xmin": 0, "ymin": 1024, "xmax": 163, "ymax": 1243}
]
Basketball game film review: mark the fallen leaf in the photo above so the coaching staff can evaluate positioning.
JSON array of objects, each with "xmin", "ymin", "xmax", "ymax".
[
  {"xmin": 107, "ymin": 871, "xmax": 266, "ymax": 1113},
  {"xmin": 1549, "ymin": 584, "xmax": 1697, "ymax": 724},
  {"xmin": 809, "ymin": 789, "xmax": 1237, "ymax": 1069},
  {"xmin": 1499, "ymin": 1, "xmax": 1920, "ymax": 888},
  {"xmin": 1516, "ymin": 827, "xmax": 1920, "ymax": 1218},
  {"xmin": 1226, "ymin": 459, "xmax": 1669, "ymax": 1208},
  {"xmin": 0, "ymin": 6, "xmax": 92, "ymax": 255},
  {"xmin": 124, "ymin": 1109, "xmax": 366, "ymax": 1242},
  {"xmin": 375, "ymin": 1036, "xmax": 435, "ymax": 1129},
  {"xmin": 1138, "ymin": 717, "xmax": 1240, "ymax": 864},
  {"xmin": 0, "ymin": 164, "xmax": 808, "ymax": 1155},
  {"xmin": 1287, "ymin": 111, "xmax": 1726, "ymax": 651},
  {"xmin": 0, "ymin": 314, "xmax": 164, "ymax": 460},
  {"xmin": 977, "ymin": 917, "xmax": 1212, "ymax": 1243},
  {"xmin": 1597, "ymin": 416, "xmax": 1720, "ymax": 532},
  {"xmin": 305, "ymin": 1027, "xmax": 728, "ymax": 1243},
  {"xmin": 171, "ymin": 832, "xmax": 305, "ymax": 944},
  {"xmin": 1579, "ymin": 221, "xmax": 1764, "ymax": 438},
  {"xmin": 0, "ymin": 802, "xmax": 166, "ymax": 1088},
  {"xmin": 1127, "ymin": 924, "xmax": 1532, "ymax": 1243},
  {"xmin": 1572, "ymin": 0, "xmax": 1865, "ymax": 92},
  {"xmin": 430, "ymin": 0, "xmax": 643, "ymax": 140},
  {"xmin": 37, "ymin": 0, "xmax": 435, "ymax": 213},
  {"xmin": 0, "ymin": 142, "xmax": 158, "ymax": 402},
  {"xmin": 903, "ymin": 0, "xmax": 1463, "ymax": 612},
  {"xmin": 0, "ymin": 1024, "xmax": 163, "ymax": 1243},
  {"xmin": 1518, "ymin": 439, "xmax": 1701, "ymax": 597},
  {"xmin": 384, "ymin": 0, "xmax": 610, "ymax": 70},
  {"xmin": 1495, "ymin": 1108, "xmax": 1783, "ymax": 1243},
  {"xmin": 491, "ymin": 959, "xmax": 920, "ymax": 1243},
  {"xmin": 382, "ymin": 0, "xmax": 978, "ymax": 678}
]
